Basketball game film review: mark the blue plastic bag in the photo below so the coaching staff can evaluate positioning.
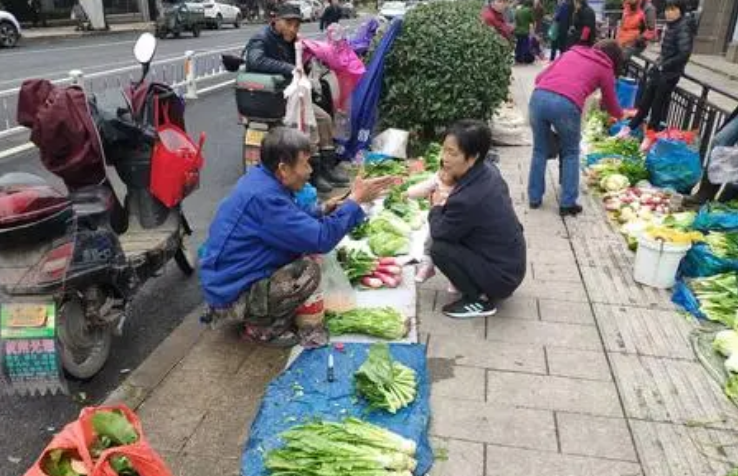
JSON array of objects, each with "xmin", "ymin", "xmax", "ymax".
[
  {"xmin": 645, "ymin": 139, "xmax": 702, "ymax": 193},
  {"xmin": 679, "ymin": 243, "xmax": 738, "ymax": 277},
  {"xmin": 692, "ymin": 203, "xmax": 738, "ymax": 232},
  {"xmin": 671, "ymin": 280, "xmax": 706, "ymax": 320}
]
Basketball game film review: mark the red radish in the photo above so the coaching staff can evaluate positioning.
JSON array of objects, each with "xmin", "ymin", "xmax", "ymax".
[
  {"xmin": 376, "ymin": 264, "xmax": 402, "ymax": 276},
  {"xmin": 372, "ymin": 271, "xmax": 400, "ymax": 288},
  {"xmin": 378, "ymin": 257, "xmax": 399, "ymax": 266},
  {"xmin": 361, "ymin": 276, "xmax": 383, "ymax": 289}
]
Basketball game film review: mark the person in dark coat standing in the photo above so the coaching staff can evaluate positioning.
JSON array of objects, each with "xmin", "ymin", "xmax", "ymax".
[
  {"xmin": 550, "ymin": 0, "xmax": 573, "ymax": 61},
  {"xmin": 568, "ymin": 0, "xmax": 596, "ymax": 47},
  {"xmin": 320, "ymin": 0, "xmax": 342, "ymax": 30},
  {"xmin": 616, "ymin": 0, "xmax": 697, "ymax": 150},
  {"xmin": 429, "ymin": 120, "xmax": 527, "ymax": 320}
]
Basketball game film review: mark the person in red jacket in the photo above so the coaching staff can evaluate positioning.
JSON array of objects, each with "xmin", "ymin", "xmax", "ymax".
[
  {"xmin": 617, "ymin": 0, "xmax": 656, "ymax": 59},
  {"xmin": 481, "ymin": 0, "xmax": 514, "ymax": 42}
]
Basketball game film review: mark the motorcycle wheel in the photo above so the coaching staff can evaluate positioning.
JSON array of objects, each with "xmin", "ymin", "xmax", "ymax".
[
  {"xmin": 57, "ymin": 296, "xmax": 112, "ymax": 380},
  {"xmin": 174, "ymin": 233, "xmax": 196, "ymax": 276}
]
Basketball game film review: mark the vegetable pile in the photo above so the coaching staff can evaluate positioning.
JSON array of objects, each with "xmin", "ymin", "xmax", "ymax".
[
  {"xmin": 354, "ymin": 344, "xmax": 417, "ymax": 413},
  {"xmin": 703, "ymin": 232, "xmax": 738, "ymax": 259},
  {"xmin": 265, "ymin": 418, "xmax": 418, "ymax": 476},
  {"xmin": 367, "ymin": 212, "xmax": 412, "ymax": 257},
  {"xmin": 420, "ymin": 143, "xmax": 441, "ymax": 172},
  {"xmin": 687, "ymin": 273, "xmax": 738, "ymax": 327},
  {"xmin": 585, "ymin": 158, "xmax": 649, "ymax": 193},
  {"xmin": 326, "ymin": 307, "xmax": 409, "ymax": 340},
  {"xmin": 643, "ymin": 225, "xmax": 702, "ymax": 245},
  {"xmin": 337, "ymin": 249, "xmax": 404, "ymax": 288},
  {"xmin": 364, "ymin": 160, "xmax": 408, "ymax": 178},
  {"xmin": 43, "ymin": 410, "xmax": 140, "ymax": 476},
  {"xmin": 383, "ymin": 188, "xmax": 423, "ymax": 230},
  {"xmin": 590, "ymin": 137, "xmax": 644, "ymax": 160}
]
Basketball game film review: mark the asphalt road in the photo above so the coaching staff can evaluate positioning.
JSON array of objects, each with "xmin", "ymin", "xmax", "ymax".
[
  {"xmin": 0, "ymin": 81, "xmax": 244, "ymax": 476},
  {"xmin": 0, "ymin": 20, "xmax": 324, "ymax": 90}
]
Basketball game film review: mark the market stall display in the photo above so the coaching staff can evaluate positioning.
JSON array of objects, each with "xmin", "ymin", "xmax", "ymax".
[
  {"xmin": 241, "ymin": 343, "xmax": 433, "ymax": 476},
  {"xmin": 326, "ymin": 307, "xmax": 410, "ymax": 340}
]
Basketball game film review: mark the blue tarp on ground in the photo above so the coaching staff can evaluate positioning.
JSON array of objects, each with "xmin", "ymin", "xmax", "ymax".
[{"xmin": 241, "ymin": 343, "xmax": 433, "ymax": 476}]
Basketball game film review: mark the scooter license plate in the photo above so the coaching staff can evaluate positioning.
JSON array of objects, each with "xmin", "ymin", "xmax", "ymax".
[
  {"xmin": 244, "ymin": 129, "xmax": 266, "ymax": 147},
  {"xmin": 0, "ymin": 303, "xmax": 55, "ymax": 338}
]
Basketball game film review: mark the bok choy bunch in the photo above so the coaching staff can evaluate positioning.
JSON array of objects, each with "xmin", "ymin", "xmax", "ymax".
[
  {"xmin": 355, "ymin": 344, "xmax": 417, "ymax": 414},
  {"xmin": 265, "ymin": 418, "xmax": 417, "ymax": 476}
]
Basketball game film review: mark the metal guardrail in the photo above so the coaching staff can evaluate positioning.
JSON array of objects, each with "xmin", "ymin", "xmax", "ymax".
[
  {"xmin": 625, "ymin": 55, "xmax": 738, "ymax": 158},
  {"xmin": 0, "ymin": 45, "xmax": 241, "ymax": 139}
]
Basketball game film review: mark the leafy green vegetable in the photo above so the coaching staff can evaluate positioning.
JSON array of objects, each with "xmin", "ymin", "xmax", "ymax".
[
  {"xmin": 43, "ymin": 450, "xmax": 83, "ymax": 476},
  {"xmin": 688, "ymin": 273, "xmax": 738, "ymax": 327},
  {"xmin": 355, "ymin": 344, "xmax": 417, "ymax": 414},
  {"xmin": 714, "ymin": 330, "xmax": 738, "ymax": 358},
  {"xmin": 662, "ymin": 211, "xmax": 696, "ymax": 231},
  {"xmin": 704, "ymin": 232, "xmax": 738, "ymax": 259},
  {"xmin": 350, "ymin": 220, "xmax": 371, "ymax": 240},
  {"xmin": 369, "ymin": 232, "xmax": 410, "ymax": 257},
  {"xmin": 364, "ymin": 160, "xmax": 408, "ymax": 178},
  {"xmin": 92, "ymin": 410, "xmax": 138, "ymax": 448},
  {"xmin": 617, "ymin": 160, "xmax": 649, "ymax": 185},
  {"xmin": 337, "ymin": 249, "xmax": 377, "ymax": 283},
  {"xmin": 326, "ymin": 307, "xmax": 409, "ymax": 340},
  {"xmin": 265, "ymin": 418, "xmax": 417, "ymax": 475},
  {"xmin": 368, "ymin": 212, "xmax": 412, "ymax": 238},
  {"xmin": 383, "ymin": 188, "xmax": 423, "ymax": 230},
  {"xmin": 726, "ymin": 374, "xmax": 738, "ymax": 406},
  {"xmin": 590, "ymin": 137, "xmax": 644, "ymax": 160},
  {"xmin": 422, "ymin": 143, "xmax": 441, "ymax": 172}
]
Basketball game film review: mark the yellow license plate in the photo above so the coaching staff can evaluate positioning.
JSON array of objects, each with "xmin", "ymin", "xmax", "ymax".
[
  {"xmin": 245, "ymin": 129, "xmax": 266, "ymax": 147},
  {"xmin": 5, "ymin": 304, "xmax": 48, "ymax": 328}
]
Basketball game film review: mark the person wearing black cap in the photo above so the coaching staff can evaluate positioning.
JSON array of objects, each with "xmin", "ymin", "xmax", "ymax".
[{"xmin": 244, "ymin": 2, "xmax": 350, "ymax": 193}]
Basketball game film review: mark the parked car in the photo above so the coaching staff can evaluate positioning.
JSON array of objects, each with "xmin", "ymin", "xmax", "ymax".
[
  {"xmin": 340, "ymin": 0, "xmax": 356, "ymax": 18},
  {"xmin": 287, "ymin": 0, "xmax": 314, "ymax": 21},
  {"xmin": 0, "ymin": 9, "xmax": 21, "ymax": 48},
  {"xmin": 195, "ymin": 0, "xmax": 242, "ymax": 28},
  {"xmin": 379, "ymin": 0, "xmax": 406, "ymax": 19}
]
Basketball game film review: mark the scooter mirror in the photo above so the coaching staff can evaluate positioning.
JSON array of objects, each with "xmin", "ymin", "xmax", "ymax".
[{"xmin": 133, "ymin": 32, "xmax": 157, "ymax": 65}]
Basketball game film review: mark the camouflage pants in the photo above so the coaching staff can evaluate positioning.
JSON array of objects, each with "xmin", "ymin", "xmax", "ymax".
[{"xmin": 208, "ymin": 258, "xmax": 321, "ymax": 341}]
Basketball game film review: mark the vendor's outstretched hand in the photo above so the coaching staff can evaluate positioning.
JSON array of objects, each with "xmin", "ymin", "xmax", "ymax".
[{"xmin": 349, "ymin": 175, "xmax": 396, "ymax": 204}]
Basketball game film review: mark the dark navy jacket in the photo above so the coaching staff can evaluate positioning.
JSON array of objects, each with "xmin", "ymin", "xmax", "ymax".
[
  {"xmin": 244, "ymin": 25, "xmax": 297, "ymax": 77},
  {"xmin": 199, "ymin": 165, "xmax": 365, "ymax": 307},
  {"xmin": 429, "ymin": 161, "xmax": 527, "ymax": 295}
]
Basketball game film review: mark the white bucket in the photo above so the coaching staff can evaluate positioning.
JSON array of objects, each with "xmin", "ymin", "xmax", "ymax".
[{"xmin": 633, "ymin": 235, "xmax": 691, "ymax": 289}]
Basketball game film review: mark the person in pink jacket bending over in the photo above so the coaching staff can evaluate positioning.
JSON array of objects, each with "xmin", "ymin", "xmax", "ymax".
[
  {"xmin": 528, "ymin": 39, "xmax": 624, "ymax": 217},
  {"xmin": 406, "ymin": 170, "xmax": 457, "ymax": 287}
]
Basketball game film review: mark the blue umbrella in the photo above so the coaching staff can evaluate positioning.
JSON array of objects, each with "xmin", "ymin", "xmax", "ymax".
[{"xmin": 338, "ymin": 17, "xmax": 404, "ymax": 161}]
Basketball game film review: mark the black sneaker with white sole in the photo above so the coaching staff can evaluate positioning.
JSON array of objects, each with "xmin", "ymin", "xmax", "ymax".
[{"xmin": 442, "ymin": 299, "xmax": 497, "ymax": 319}]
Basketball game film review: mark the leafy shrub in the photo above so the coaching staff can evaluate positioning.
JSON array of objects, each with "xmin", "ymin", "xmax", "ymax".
[{"xmin": 378, "ymin": 0, "xmax": 512, "ymax": 141}]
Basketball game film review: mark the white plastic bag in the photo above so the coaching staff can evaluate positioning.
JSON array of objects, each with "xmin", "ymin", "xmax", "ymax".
[
  {"xmin": 321, "ymin": 250, "xmax": 356, "ymax": 313},
  {"xmin": 372, "ymin": 128, "xmax": 409, "ymax": 159},
  {"xmin": 707, "ymin": 146, "xmax": 738, "ymax": 184},
  {"xmin": 283, "ymin": 41, "xmax": 317, "ymax": 134}
]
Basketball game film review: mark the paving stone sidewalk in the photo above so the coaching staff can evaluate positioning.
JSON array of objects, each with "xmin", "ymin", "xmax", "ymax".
[{"xmin": 105, "ymin": 65, "xmax": 738, "ymax": 476}]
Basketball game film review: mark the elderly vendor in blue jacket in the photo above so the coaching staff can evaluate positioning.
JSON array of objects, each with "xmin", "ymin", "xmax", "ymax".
[{"xmin": 199, "ymin": 128, "xmax": 394, "ymax": 347}]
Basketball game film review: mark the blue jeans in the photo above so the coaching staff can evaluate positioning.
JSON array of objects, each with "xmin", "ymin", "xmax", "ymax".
[{"xmin": 528, "ymin": 89, "xmax": 582, "ymax": 208}]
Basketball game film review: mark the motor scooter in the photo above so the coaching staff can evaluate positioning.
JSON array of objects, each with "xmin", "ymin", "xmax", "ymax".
[{"xmin": 0, "ymin": 33, "xmax": 204, "ymax": 395}]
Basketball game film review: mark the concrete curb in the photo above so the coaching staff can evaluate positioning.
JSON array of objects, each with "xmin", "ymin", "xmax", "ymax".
[{"xmin": 103, "ymin": 306, "xmax": 206, "ymax": 410}]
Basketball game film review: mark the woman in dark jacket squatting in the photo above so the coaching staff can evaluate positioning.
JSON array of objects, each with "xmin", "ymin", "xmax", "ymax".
[{"xmin": 429, "ymin": 120, "xmax": 527, "ymax": 319}]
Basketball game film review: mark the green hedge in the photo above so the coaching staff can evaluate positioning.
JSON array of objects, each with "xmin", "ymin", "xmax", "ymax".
[{"xmin": 378, "ymin": 0, "xmax": 512, "ymax": 142}]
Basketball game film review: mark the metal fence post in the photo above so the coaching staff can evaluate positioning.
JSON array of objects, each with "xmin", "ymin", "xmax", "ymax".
[
  {"xmin": 69, "ymin": 70, "xmax": 84, "ymax": 87},
  {"xmin": 184, "ymin": 50, "xmax": 198, "ymax": 100}
]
